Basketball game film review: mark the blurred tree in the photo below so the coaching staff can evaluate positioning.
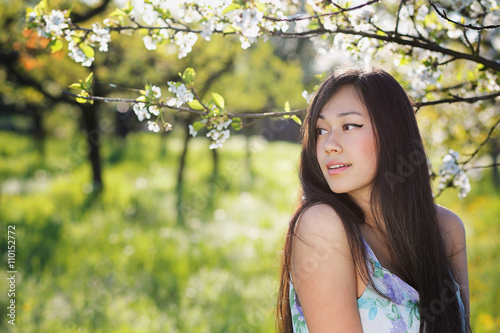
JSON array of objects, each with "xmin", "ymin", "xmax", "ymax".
[{"xmin": 24, "ymin": 0, "xmax": 500, "ymax": 198}]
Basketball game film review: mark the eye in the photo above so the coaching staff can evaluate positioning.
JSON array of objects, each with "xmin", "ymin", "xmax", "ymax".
[
  {"xmin": 316, "ymin": 128, "xmax": 328, "ymax": 136},
  {"xmin": 343, "ymin": 124, "xmax": 363, "ymax": 131}
]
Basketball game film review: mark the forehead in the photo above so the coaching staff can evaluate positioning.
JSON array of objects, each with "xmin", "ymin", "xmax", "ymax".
[{"xmin": 318, "ymin": 85, "xmax": 368, "ymax": 119}]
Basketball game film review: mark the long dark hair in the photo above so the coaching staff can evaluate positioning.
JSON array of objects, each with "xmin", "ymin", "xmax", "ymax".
[{"xmin": 276, "ymin": 67, "xmax": 470, "ymax": 333}]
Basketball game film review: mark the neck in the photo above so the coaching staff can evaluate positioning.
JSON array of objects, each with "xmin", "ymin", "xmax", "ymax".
[{"xmin": 348, "ymin": 189, "xmax": 385, "ymax": 232}]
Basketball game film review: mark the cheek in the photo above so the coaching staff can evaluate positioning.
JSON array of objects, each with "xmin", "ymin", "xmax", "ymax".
[{"xmin": 358, "ymin": 131, "xmax": 378, "ymax": 163}]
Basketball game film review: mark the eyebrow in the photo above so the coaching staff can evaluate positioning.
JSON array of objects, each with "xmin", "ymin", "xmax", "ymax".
[{"xmin": 318, "ymin": 111, "xmax": 364, "ymax": 119}]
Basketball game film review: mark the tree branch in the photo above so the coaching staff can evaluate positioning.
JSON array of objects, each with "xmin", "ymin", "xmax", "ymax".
[
  {"xmin": 62, "ymin": 91, "xmax": 306, "ymax": 119},
  {"xmin": 273, "ymin": 28, "xmax": 500, "ymax": 71},
  {"xmin": 415, "ymin": 91, "xmax": 500, "ymax": 108},
  {"xmin": 262, "ymin": 0, "xmax": 379, "ymax": 22},
  {"xmin": 428, "ymin": 1, "xmax": 500, "ymax": 31}
]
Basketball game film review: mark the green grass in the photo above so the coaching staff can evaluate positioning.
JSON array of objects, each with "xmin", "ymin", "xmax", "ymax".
[{"xmin": 0, "ymin": 130, "xmax": 498, "ymax": 332}]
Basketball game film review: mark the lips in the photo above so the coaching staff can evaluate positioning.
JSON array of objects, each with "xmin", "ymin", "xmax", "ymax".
[{"xmin": 326, "ymin": 161, "xmax": 351, "ymax": 175}]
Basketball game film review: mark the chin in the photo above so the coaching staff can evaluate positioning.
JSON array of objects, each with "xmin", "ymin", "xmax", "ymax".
[{"xmin": 326, "ymin": 184, "xmax": 351, "ymax": 194}]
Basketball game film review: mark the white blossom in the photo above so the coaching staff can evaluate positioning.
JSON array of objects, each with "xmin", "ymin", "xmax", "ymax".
[
  {"xmin": 133, "ymin": 103, "xmax": 151, "ymax": 121},
  {"xmin": 188, "ymin": 124, "xmax": 198, "ymax": 137},
  {"xmin": 302, "ymin": 90, "xmax": 314, "ymax": 104},
  {"xmin": 67, "ymin": 41, "xmax": 94, "ymax": 67},
  {"xmin": 167, "ymin": 82, "xmax": 194, "ymax": 107},
  {"xmin": 201, "ymin": 18, "xmax": 217, "ymax": 41},
  {"xmin": 437, "ymin": 150, "xmax": 470, "ymax": 198},
  {"xmin": 238, "ymin": 36, "xmax": 252, "ymax": 50},
  {"xmin": 43, "ymin": 10, "xmax": 68, "ymax": 38},
  {"xmin": 90, "ymin": 23, "xmax": 111, "ymax": 52},
  {"xmin": 409, "ymin": 63, "xmax": 442, "ymax": 97},
  {"xmin": 143, "ymin": 35, "xmax": 158, "ymax": 50},
  {"xmin": 147, "ymin": 85, "xmax": 161, "ymax": 98},
  {"xmin": 206, "ymin": 118, "xmax": 232, "ymax": 149},
  {"xmin": 454, "ymin": 171, "xmax": 471, "ymax": 199},
  {"xmin": 234, "ymin": 7, "xmax": 263, "ymax": 48},
  {"xmin": 149, "ymin": 105, "xmax": 160, "ymax": 116},
  {"xmin": 174, "ymin": 32, "xmax": 198, "ymax": 59},
  {"xmin": 399, "ymin": 5, "xmax": 414, "ymax": 21},
  {"xmin": 28, "ymin": 11, "xmax": 39, "ymax": 24},
  {"xmin": 415, "ymin": 5, "xmax": 429, "ymax": 22},
  {"xmin": 142, "ymin": 4, "xmax": 158, "ymax": 25},
  {"xmin": 322, "ymin": 16, "xmax": 337, "ymax": 31},
  {"xmin": 262, "ymin": 10, "xmax": 289, "ymax": 32},
  {"xmin": 147, "ymin": 120, "xmax": 160, "ymax": 132}
]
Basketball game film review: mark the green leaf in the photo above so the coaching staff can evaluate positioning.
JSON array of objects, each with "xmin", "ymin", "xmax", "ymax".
[
  {"xmin": 136, "ymin": 96, "xmax": 147, "ymax": 102},
  {"xmin": 50, "ymin": 39, "xmax": 63, "ymax": 53},
  {"xmin": 188, "ymin": 100, "xmax": 204, "ymax": 110},
  {"xmin": 123, "ymin": 0, "xmax": 134, "ymax": 14},
  {"xmin": 211, "ymin": 93, "xmax": 225, "ymax": 109},
  {"xmin": 181, "ymin": 67, "xmax": 196, "ymax": 85},
  {"xmin": 84, "ymin": 72, "xmax": 93, "ymax": 86},
  {"xmin": 291, "ymin": 115, "xmax": 302, "ymax": 125},
  {"xmin": 255, "ymin": 2, "xmax": 266, "ymax": 12},
  {"xmin": 314, "ymin": 72, "xmax": 326, "ymax": 81},
  {"xmin": 35, "ymin": 0, "xmax": 47, "ymax": 14},
  {"xmin": 283, "ymin": 114, "xmax": 290, "ymax": 119},
  {"xmin": 76, "ymin": 92, "xmax": 88, "ymax": 103},
  {"xmin": 221, "ymin": 3, "xmax": 241, "ymax": 15},
  {"xmin": 81, "ymin": 45, "xmax": 95, "ymax": 59},
  {"xmin": 231, "ymin": 117, "xmax": 242, "ymax": 130},
  {"xmin": 222, "ymin": 25, "xmax": 237, "ymax": 34},
  {"xmin": 192, "ymin": 121, "xmax": 204, "ymax": 131},
  {"xmin": 109, "ymin": 8, "xmax": 127, "ymax": 17},
  {"xmin": 139, "ymin": 90, "xmax": 147, "ymax": 95},
  {"xmin": 69, "ymin": 83, "xmax": 82, "ymax": 89},
  {"xmin": 284, "ymin": 101, "xmax": 290, "ymax": 113}
]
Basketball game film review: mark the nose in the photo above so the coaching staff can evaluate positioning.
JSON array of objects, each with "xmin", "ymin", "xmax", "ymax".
[{"xmin": 324, "ymin": 132, "xmax": 343, "ymax": 154}]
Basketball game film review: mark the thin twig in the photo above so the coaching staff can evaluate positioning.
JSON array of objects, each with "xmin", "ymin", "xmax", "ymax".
[
  {"xmin": 465, "ymin": 163, "xmax": 500, "ymax": 170},
  {"xmin": 394, "ymin": 0, "xmax": 405, "ymax": 37},
  {"xmin": 461, "ymin": 118, "xmax": 500, "ymax": 164}
]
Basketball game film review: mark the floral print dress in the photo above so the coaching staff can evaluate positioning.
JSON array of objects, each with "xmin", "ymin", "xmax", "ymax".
[{"xmin": 289, "ymin": 239, "xmax": 464, "ymax": 332}]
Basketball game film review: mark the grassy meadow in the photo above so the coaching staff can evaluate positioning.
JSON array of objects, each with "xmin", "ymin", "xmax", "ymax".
[{"xmin": 0, "ymin": 130, "xmax": 498, "ymax": 332}]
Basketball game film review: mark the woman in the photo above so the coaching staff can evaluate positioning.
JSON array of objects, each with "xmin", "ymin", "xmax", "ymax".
[{"xmin": 276, "ymin": 68, "xmax": 470, "ymax": 332}]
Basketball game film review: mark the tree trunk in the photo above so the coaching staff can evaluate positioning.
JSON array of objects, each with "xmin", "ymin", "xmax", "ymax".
[
  {"xmin": 211, "ymin": 147, "xmax": 218, "ymax": 178},
  {"xmin": 32, "ymin": 108, "xmax": 45, "ymax": 159},
  {"xmin": 81, "ymin": 101, "xmax": 103, "ymax": 191},
  {"xmin": 80, "ymin": 67, "xmax": 103, "ymax": 191},
  {"xmin": 176, "ymin": 116, "xmax": 195, "ymax": 224}
]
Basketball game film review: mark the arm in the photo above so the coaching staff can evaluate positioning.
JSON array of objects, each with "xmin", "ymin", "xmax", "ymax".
[
  {"xmin": 436, "ymin": 204, "xmax": 470, "ymax": 316},
  {"xmin": 291, "ymin": 204, "xmax": 363, "ymax": 333}
]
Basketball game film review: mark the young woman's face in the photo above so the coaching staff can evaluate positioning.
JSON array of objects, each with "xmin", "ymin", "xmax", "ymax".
[{"xmin": 315, "ymin": 84, "xmax": 378, "ymax": 201}]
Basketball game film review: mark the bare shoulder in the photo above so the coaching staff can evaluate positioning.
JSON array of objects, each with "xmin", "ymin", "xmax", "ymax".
[
  {"xmin": 295, "ymin": 203, "xmax": 344, "ymax": 237},
  {"xmin": 293, "ymin": 203, "xmax": 350, "ymax": 255},
  {"xmin": 435, "ymin": 204, "xmax": 467, "ymax": 256}
]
